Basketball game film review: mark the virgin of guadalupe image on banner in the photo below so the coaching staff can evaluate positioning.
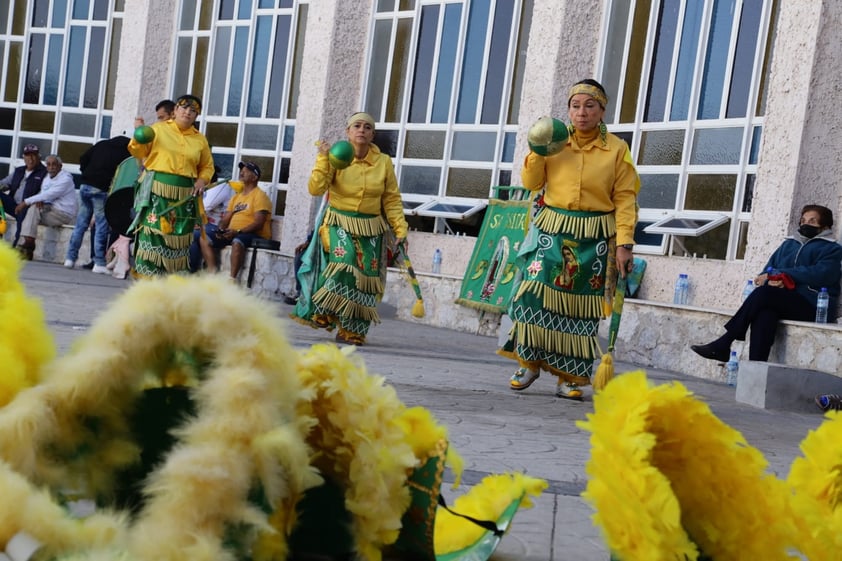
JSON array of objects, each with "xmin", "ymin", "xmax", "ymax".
[{"xmin": 456, "ymin": 197, "xmax": 531, "ymax": 313}]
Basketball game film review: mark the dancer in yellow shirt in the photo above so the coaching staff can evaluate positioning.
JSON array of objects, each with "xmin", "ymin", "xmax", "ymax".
[
  {"xmin": 293, "ymin": 112, "xmax": 408, "ymax": 346},
  {"xmin": 499, "ymin": 79, "xmax": 639, "ymax": 400},
  {"xmin": 127, "ymin": 94, "xmax": 214, "ymax": 276}
]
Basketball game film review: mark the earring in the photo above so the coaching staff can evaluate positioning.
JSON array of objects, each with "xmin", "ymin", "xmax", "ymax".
[{"xmin": 599, "ymin": 121, "xmax": 608, "ymax": 145}]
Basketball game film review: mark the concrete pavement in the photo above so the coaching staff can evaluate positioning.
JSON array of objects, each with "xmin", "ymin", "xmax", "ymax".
[{"xmin": 17, "ymin": 260, "xmax": 825, "ymax": 561}]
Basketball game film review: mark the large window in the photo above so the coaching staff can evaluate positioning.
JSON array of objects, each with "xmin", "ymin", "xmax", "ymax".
[
  {"xmin": 173, "ymin": 0, "xmax": 309, "ymax": 216},
  {"xmin": 0, "ymin": 0, "xmax": 124, "ymax": 178},
  {"xmin": 362, "ymin": 0, "xmax": 532, "ymax": 233},
  {"xmin": 600, "ymin": 0, "xmax": 778, "ymax": 260}
]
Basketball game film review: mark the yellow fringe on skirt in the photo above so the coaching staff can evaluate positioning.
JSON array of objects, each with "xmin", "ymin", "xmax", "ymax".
[
  {"xmin": 511, "ymin": 320, "xmax": 600, "ymax": 360},
  {"xmin": 513, "ymin": 280, "xmax": 605, "ymax": 319},
  {"xmin": 321, "ymin": 262, "xmax": 384, "ymax": 294},
  {"xmin": 324, "ymin": 207, "xmax": 388, "ymax": 237},
  {"xmin": 533, "ymin": 207, "xmax": 616, "ymax": 239},
  {"xmin": 312, "ymin": 289, "xmax": 380, "ymax": 324}
]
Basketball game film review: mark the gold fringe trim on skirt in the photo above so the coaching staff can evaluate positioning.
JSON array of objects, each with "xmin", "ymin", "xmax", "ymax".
[
  {"xmin": 137, "ymin": 226, "xmax": 194, "ymax": 250},
  {"xmin": 135, "ymin": 247, "xmax": 190, "ymax": 272},
  {"xmin": 312, "ymin": 289, "xmax": 380, "ymax": 324},
  {"xmin": 511, "ymin": 320, "xmax": 599, "ymax": 360},
  {"xmin": 533, "ymin": 207, "xmax": 616, "ymax": 239},
  {"xmin": 322, "ymin": 262, "xmax": 384, "ymax": 294},
  {"xmin": 513, "ymin": 280, "xmax": 606, "ymax": 319},
  {"xmin": 324, "ymin": 207, "xmax": 388, "ymax": 237},
  {"xmin": 151, "ymin": 179, "xmax": 194, "ymax": 201}
]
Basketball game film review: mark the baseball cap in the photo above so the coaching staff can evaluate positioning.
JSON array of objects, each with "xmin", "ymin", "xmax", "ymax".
[
  {"xmin": 22, "ymin": 144, "xmax": 39, "ymax": 155},
  {"xmin": 238, "ymin": 161, "xmax": 261, "ymax": 179}
]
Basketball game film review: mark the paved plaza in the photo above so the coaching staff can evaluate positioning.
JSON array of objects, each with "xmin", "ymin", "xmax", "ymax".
[{"xmin": 18, "ymin": 260, "xmax": 825, "ymax": 561}]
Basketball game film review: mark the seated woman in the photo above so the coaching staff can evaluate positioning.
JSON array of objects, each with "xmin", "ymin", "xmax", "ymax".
[{"xmin": 692, "ymin": 204, "xmax": 842, "ymax": 362}]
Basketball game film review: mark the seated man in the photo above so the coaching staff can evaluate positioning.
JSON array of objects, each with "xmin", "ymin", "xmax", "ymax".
[
  {"xmin": 15, "ymin": 154, "xmax": 78, "ymax": 260},
  {"xmin": 0, "ymin": 144, "xmax": 48, "ymax": 247},
  {"xmin": 199, "ymin": 161, "xmax": 271, "ymax": 281}
]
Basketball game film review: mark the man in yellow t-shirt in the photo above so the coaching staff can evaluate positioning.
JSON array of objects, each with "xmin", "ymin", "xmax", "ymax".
[{"xmin": 199, "ymin": 161, "xmax": 272, "ymax": 281}]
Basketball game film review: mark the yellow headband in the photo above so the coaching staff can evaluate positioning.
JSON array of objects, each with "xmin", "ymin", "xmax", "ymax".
[
  {"xmin": 176, "ymin": 97, "xmax": 202, "ymax": 115},
  {"xmin": 346, "ymin": 112, "xmax": 375, "ymax": 129},
  {"xmin": 568, "ymin": 84, "xmax": 608, "ymax": 108}
]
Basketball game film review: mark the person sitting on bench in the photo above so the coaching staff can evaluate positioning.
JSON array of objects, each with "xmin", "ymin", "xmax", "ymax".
[{"xmin": 198, "ymin": 161, "xmax": 271, "ymax": 282}]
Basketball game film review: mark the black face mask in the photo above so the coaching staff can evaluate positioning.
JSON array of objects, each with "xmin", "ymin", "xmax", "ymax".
[{"xmin": 798, "ymin": 224, "xmax": 821, "ymax": 239}]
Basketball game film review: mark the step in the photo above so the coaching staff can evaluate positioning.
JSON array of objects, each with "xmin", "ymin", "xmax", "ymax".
[{"xmin": 735, "ymin": 361, "xmax": 842, "ymax": 413}]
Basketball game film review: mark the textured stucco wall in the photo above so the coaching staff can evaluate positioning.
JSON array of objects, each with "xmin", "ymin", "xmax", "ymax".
[
  {"xmin": 111, "ymin": 0, "xmax": 179, "ymax": 135},
  {"xmin": 280, "ymin": 0, "xmax": 372, "ymax": 254}
]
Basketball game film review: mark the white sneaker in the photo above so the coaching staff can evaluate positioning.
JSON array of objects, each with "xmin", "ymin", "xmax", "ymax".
[
  {"xmin": 92, "ymin": 264, "xmax": 109, "ymax": 274},
  {"xmin": 63, "ymin": 259, "xmax": 75, "ymax": 268}
]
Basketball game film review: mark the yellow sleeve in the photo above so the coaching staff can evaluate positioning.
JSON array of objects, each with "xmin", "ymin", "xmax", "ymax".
[
  {"xmin": 307, "ymin": 153, "xmax": 335, "ymax": 196},
  {"xmin": 612, "ymin": 145, "xmax": 640, "ymax": 246},
  {"xmin": 380, "ymin": 156, "xmax": 408, "ymax": 239},
  {"xmin": 520, "ymin": 151, "xmax": 547, "ymax": 192}
]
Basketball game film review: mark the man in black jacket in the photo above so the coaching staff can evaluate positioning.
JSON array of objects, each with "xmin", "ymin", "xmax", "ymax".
[
  {"xmin": 64, "ymin": 135, "xmax": 130, "ymax": 271},
  {"xmin": 0, "ymin": 144, "xmax": 47, "ymax": 247}
]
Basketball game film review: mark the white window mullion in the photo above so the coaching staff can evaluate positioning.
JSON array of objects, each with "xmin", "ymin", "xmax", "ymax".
[
  {"xmin": 663, "ymin": 1, "xmax": 688, "ymax": 124},
  {"xmin": 719, "ymin": 0, "xmax": 743, "ymax": 119}
]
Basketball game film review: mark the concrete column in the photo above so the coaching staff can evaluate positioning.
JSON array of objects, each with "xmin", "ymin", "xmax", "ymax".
[
  {"xmin": 512, "ymin": 0, "xmax": 603, "ymax": 181},
  {"xmin": 745, "ymin": 1, "xmax": 842, "ymax": 274},
  {"xmin": 110, "ymin": 0, "xmax": 179, "ymax": 136},
  {"xmin": 280, "ymin": 0, "xmax": 372, "ymax": 253}
]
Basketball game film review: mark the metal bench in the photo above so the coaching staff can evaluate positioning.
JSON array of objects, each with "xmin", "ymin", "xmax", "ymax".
[{"xmin": 246, "ymin": 237, "xmax": 280, "ymax": 288}]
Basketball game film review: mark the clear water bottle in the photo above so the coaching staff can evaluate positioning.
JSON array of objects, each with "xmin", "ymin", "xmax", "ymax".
[
  {"xmin": 816, "ymin": 287, "xmax": 829, "ymax": 323},
  {"xmin": 741, "ymin": 280, "xmax": 755, "ymax": 302},
  {"xmin": 673, "ymin": 273, "xmax": 689, "ymax": 305},
  {"xmin": 432, "ymin": 248, "xmax": 442, "ymax": 274},
  {"xmin": 726, "ymin": 351, "xmax": 739, "ymax": 387}
]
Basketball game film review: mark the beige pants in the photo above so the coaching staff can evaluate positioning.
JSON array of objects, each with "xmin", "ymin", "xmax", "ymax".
[{"xmin": 20, "ymin": 204, "xmax": 74, "ymax": 238}]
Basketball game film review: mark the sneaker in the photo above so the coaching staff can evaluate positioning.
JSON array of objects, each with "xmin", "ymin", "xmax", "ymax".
[
  {"xmin": 556, "ymin": 382, "xmax": 584, "ymax": 401},
  {"xmin": 63, "ymin": 259, "xmax": 75, "ymax": 268},
  {"xmin": 510, "ymin": 367, "xmax": 540, "ymax": 391},
  {"xmin": 815, "ymin": 394, "xmax": 842, "ymax": 412},
  {"xmin": 91, "ymin": 264, "xmax": 109, "ymax": 274}
]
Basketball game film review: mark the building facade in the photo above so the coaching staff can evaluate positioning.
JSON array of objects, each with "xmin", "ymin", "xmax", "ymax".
[{"xmin": 2, "ymin": 0, "xmax": 842, "ymax": 319}]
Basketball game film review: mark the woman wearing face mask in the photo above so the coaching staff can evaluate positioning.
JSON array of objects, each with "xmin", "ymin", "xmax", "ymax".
[{"xmin": 692, "ymin": 204, "xmax": 842, "ymax": 362}]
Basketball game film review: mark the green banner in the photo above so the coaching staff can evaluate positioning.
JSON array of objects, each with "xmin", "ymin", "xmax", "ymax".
[{"xmin": 456, "ymin": 198, "xmax": 530, "ymax": 313}]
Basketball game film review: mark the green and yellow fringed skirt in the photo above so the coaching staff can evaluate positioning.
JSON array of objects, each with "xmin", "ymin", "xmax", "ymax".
[
  {"xmin": 134, "ymin": 171, "xmax": 198, "ymax": 277},
  {"xmin": 498, "ymin": 206, "xmax": 615, "ymax": 385},
  {"xmin": 298, "ymin": 207, "xmax": 388, "ymax": 339}
]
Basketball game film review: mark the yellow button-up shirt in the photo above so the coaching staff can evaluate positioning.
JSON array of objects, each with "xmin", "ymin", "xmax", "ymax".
[
  {"xmin": 521, "ymin": 131, "xmax": 640, "ymax": 245},
  {"xmin": 128, "ymin": 120, "xmax": 215, "ymax": 183},
  {"xmin": 308, "ymin": 144, "xmax": 408, "ymax": 238}
]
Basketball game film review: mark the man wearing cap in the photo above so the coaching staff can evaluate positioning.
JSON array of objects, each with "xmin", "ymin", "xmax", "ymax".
[
  {"xmin": 198, "ymin": 161, "xmax": 272, "ymax": 281},
  {"xmin": 0, "ymin": 144, "xmax": 48, "ymax": 246},
  {"xmin": 14, "ymin": 155, "xmax": 78, "ymax": 260}
]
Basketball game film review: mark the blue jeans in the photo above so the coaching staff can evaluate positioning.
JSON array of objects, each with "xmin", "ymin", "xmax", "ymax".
[
  {"xmin": 189, "ymin": 224, "xmax": 219, "ymax": 272},
  {"xmin": 66, "ymin": 184, "xmax": 109, "ymax": 265},
  {"xmin": 1, "ymin": 191, "xmax": 28, "ymax": 246}
]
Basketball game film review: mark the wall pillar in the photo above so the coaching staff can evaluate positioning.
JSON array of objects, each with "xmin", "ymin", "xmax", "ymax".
[
  {"xmin": 110, "ymin": 0, "xmax": 179, "ymax": 136},
  {"xmin": 280, "ymin": 0, "xmax": 372, "ymax": 253},
  {"xmin": 512, "ymin": 0, "xmax": 603, "ymax": 180},
  {"xmin": 745, "ymin": 1, "xmax": 842, "ymax": 274}
]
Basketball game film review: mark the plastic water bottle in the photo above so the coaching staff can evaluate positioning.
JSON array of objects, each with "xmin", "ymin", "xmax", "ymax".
[
  {"xmin": 816, "ymin": 287, "xmax": 829, "ymax": 323},
  {"xmin": 741, "ymin": 280, "xmax": 754, "ymax": 302},
  {"xmin": 725, "ymin": 351, "xmax": 739, "ymax": 387},
  {"xmin": 432, "ymin": 249, "xmax": 442, "ymax": 274},
  {"xmin": 673, "ymin": 273, "xmax": 689, "ymax": 305}
]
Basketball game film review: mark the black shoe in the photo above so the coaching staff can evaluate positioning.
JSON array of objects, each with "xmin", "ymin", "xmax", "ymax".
[
  {"xmin": 82, "ymin": 261, "xmax": 95, "ymax": 270},
  {"xmin": 690, "ymin": 343, "xmax": 730, "ymax": 363},
  {"xmin": 283, "ymin": 295, "xmax": 297, "ymax": 305}
]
